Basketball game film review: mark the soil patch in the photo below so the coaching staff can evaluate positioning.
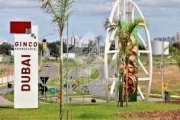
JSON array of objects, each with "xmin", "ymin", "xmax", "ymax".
[
  {"xmin": 138, "ymin": 64, "xmax": 180, "ymax": 95},
  {"xmin": 157, "ymin": 100, "xmax": 180, "ymax": 104},
  {"xmin": 115, "ymin": 110, "xmax": 180, "ymax": 120}
]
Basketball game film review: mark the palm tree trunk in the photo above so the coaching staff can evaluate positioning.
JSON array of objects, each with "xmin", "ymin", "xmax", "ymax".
[
  {"xmin": 117, "ymin": 83, "xmax": 120, "ymax": 106},
  {"xmin": 125, "ymin": 73, "xmax": 128, "ymax": 107},
  {"xmin": 120, "ymin": 82, "xmax": 124, "ymax": 107},
  {"xmin": 119, "ymin": 79, "xmax": 123, "ymax": 107},
  {"xmin": 120, "ymin": 54, "xmax": 126, "ymax": 107},
  {"xmin": 59, "ymin": 36, "xmax": 63, "ymax": 120},
  {"xmin": 179, "ymin": 68, "xmax": 180, "ymax": 86}
]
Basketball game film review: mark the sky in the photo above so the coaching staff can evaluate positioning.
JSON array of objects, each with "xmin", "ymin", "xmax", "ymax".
[{"xmin": 0, "ymin": 0, "xmax": 180, "ymax": 43}]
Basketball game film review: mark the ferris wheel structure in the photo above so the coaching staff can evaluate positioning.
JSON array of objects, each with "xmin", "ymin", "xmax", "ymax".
[{"xmin": 104, "ymin": 0, "xmax": 153, "ymax": 101}]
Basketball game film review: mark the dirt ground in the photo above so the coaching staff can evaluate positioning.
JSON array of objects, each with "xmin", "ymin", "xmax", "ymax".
[
  {"xmin": 115, "ymin": 100, "xmax": 180, "ymax": 120},
  {"xmin": 138, "ymin": 64, "xmax": 180, "ymax": 95},
  {"xmin": 115, "ymin": 110, "xmax": 180, "ymax": 120}
]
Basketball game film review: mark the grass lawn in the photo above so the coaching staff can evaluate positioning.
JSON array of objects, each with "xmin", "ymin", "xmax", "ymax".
[
  {"xmin": 90, "ymin": 68, "xmax": 100, "ymax": 79},
  {"xmin": 0, "ymin": 103, "xmax": 59, "ymax": 120},
  {"xmin": 65, "ymin": 102, "xmax": 180, "ymax": 120},
  {"xmin": 1, "ymin": 101, "xmax": 180, "ymax": 120},
  {"xmin": 46, "ymin": 67, "xmax": 100, "ymax": 86}
]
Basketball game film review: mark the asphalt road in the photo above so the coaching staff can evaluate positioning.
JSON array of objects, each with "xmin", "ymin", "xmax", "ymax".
[
  {"xmin": 39, "ymin": 63, "xmax": 59, "ymax": 83},
  {"xmin": 0, "ymin": 63, "xmax": 59, "ymax": 95},
  {"xmin": 0, "ymin": 85, "xmax": 13, "ymax": 95},
  {"xmin": 68, "ymin": 68, "xmax": 90, "ymax": 79}
]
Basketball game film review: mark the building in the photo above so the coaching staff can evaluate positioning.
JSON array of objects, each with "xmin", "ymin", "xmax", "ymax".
[
  {"xmin": 95, "ymin": 35, "xmax": 104, "ymax": 54},
  {"xmin": 71, "ymin": 35, "xmax": 82, "ymax": 47},
  {"xmin": 176, "ymin": 32, "xmax": 180, "ymax": 43}
]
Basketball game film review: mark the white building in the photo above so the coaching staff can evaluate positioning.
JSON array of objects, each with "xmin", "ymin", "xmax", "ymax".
[
  {"xmin": 95, "ymin": 35, "xmax": 104, "ymax": 54},
  {"xmin": 176, "ymin": 32, "xmax": 180, "ymax": 43},
  {"xmin": 71, "ymin": 35, "xmax": 82, "ymax": 47},
  {"xmin": 151, "ymin": 40, "xmax": 169, "ymax": 55},
  {"xmin": 75, "ymin": 35, "xmax": 82, "ymax": 47}
]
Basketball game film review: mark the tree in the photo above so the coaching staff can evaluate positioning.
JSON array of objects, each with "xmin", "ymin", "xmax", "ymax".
[
  {"xmin": 38, "ymin": 42, "xmax": 42, "ymax": 55},
  {"xmin": 104, "ymin": 18, "xmax": 147, "ymax": 107},
  {"xmin": 41, "ymin": 0, "xmax": 74, "ymax": 119},
  {"xmin": 47, "ymin": 41, "xmax": 67, "ymax": 57},
  {"xmin": 0, "ymin": 42, "xmax": 12, "ymax": 55},
  {"xmin": 169, "ymin": 45, "xmax": 180, "ymax": 78},
  {"xmin": 172, "ymin": 42, "xmax": 180, "ymax": 50}
]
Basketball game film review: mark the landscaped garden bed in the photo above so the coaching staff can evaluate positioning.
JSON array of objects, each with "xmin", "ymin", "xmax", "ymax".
[{"xmin": 115, "ymin": 110, "xmax": 180, "ymax": 120}]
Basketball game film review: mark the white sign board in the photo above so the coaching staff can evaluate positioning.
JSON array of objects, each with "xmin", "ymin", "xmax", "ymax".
[{"xmin": 14, "ymin": 26, "xmax": 38, "ymax": 108}]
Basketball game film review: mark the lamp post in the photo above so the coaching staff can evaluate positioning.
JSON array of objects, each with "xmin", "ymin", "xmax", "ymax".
[
  {"xmin": 66, "ymin": 19, "xmax": 69, "ymax": 103},
  {"xmin": 161, "ymin": 41, "xmax": 164, "ymax": 99}
]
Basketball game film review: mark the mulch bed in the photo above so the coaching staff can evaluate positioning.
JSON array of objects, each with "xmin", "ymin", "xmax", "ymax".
[
  {"xmin": 115, "ymin": 110, "xmax": 180, "ymax": 120},
  {"xmin": 157, "ymin": 100, "xmax": 180, "ymax": 104},
  {"xmin": 115, "ymin": 100, "xmax": 180, "ymax": 120}
]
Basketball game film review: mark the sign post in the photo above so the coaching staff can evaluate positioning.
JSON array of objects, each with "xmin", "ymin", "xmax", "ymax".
[
  {"xmin": 40, "ymin": 76, "xmax": 49, "ymax": 102},
  {"xmin": 13, "ymin": 25, "xmax": 38, "ymax": 108}
]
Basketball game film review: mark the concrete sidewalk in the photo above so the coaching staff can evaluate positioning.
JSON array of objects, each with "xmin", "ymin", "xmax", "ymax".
[{"xmin": 0, "ymin": 96, "xmax": 13, "ymax": 106}]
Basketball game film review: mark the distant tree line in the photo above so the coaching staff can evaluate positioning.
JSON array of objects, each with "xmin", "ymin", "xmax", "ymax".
[
  {"xmin": 39, "ymin": 40, "xmax": 70, "ymax": 57},
  {"xmin": 0, "ymin": 41, "xmax": 69, "ymax": 57},
  {"xmin": 0, "ymin": 42, "xmax": 13, "ymax": 55},
  {"xmin": 172, "ymin": 42, "xmax": 180, "ymax": 49}
]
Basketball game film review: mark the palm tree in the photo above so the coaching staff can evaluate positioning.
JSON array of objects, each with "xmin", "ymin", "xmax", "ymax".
[
  {"xmin": 41, "ymin": 0, "xmax": 74, "ymax": 119},
  {"xmin": 104, "ymin": 18, "xmax": 147, "ymax": 107}
]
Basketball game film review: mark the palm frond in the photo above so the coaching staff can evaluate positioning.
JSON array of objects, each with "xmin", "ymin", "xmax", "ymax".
[
  {"xmin": 104, "ymin": 18, "xmax": 122, "ymax": 33},
  {"xmin": 41, "ymin": 0, "xmax": 74, "ymax": 35},
  {"xmin": 127, "ymin": 18, "xmax": 147, "ymax": 38}
]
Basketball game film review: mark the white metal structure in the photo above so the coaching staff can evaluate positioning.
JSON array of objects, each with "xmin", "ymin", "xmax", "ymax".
[{"xmin": 104, "ymin": 0, "xmax": 153, "ymax": 101}]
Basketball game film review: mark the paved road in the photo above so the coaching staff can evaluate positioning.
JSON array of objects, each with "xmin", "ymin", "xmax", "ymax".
[
  {"xmin": 0, "ymin": 85, "xmax": 14, "ymax": 106},
  {"xmin": 0, "ymin": 96, "xmax": 13, "ymax": 106},
  {"xmin": 83, "ymin": 65, "xmax": 107, "ymax": 97},
  {"xmin": 0, "ymin": 85, "xmax": 13, "ymax": 95},
  {"xmin": 39, "ymin": 63, "xmax": 59, "ymax": 83},
  {"xmin": 68, "ymin": 68, "xmax": 90, "ymax": 79}
]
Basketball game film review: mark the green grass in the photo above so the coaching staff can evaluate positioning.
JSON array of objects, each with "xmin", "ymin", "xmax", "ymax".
[
  {"xmin": 3, "ymin": 91, "xmax": 14, "ymax": 102},
  {"xmin": 65, "ymin": 102, "xmax": 180, "ymax": 120},
  {"xmin": 90, "ymin": 68, "xmax": 100, "ymax": 79},
  {"xmin": 46, "ymin": 77, "xmax": 59, "ymax": 86},
  {"xmin": 0, "ymin": 103, "xmax": 59, "ymax": 120},
  {"xmin": 69, "ymin": 89, "xmax": 91, "ymax": 96},
  {"xmin": 1, "ymin": 94, "xmax": 180, "ymax": 120},
  {"xmin": 138, "ymin": 55, "xmax": 175, "ymax": 64},
  {"xmin": 1, "ymin": 101, "xmax": 180, "ymax": 120},
  {"xmin": 47, "ymin": 67, "xmax": 100, "ymax": 86},
  {"xmin": 45, "ymin": 59, "xmax": 77, "ymax": 67}
]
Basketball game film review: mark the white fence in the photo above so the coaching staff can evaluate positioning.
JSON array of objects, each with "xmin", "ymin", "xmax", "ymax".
[{"xmin": 0, "ymin": 75, "xmax": 14, "ymax": 85}]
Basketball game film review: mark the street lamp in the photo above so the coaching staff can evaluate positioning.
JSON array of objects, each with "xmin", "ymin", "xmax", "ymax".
[{"xmin": 66, "ymin": 19, "xmax": 69, "ymax": 103}]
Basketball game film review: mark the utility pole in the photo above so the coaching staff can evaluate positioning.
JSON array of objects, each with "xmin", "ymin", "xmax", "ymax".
[
  {"xmin": 66, "ymin": 19, "xmax": 69, "ymax": 103},
  {"xmin": 161, "ymin": 40, "xmax": 164, "ymax": 99}
]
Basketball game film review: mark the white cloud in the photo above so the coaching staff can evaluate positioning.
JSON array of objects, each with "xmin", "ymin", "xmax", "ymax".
[
  {"xmin": 0, "ymin": 0, "xmax": 180, "ymax": 41},
  {"xmin": 0, "ymin": 0, "xmax": 40, "ymax": 9},
  {"xmin": 72, "ymin": 0, "xmax": 114, "ymax": 17}
]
